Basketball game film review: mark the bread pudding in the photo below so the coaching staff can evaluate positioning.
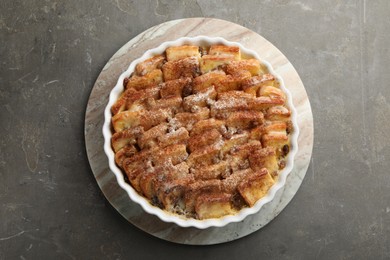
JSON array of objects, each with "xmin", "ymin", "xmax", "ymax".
[{"xmin": 110, "ymin": 44, "xmax": 293, "ymax": 220}]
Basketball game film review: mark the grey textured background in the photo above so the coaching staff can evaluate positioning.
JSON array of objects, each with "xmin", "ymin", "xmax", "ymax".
[{"xmin": 1, "ymin": 0, "xmax": 389, "ymax": 259}]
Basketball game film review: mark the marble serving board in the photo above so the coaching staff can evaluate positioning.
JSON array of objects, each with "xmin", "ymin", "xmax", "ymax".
[{"xmin": 84, "ymin": 18, "xmax": 314, "ymax": 245}]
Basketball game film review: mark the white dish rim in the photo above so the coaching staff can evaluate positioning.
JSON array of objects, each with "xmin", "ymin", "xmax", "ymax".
[{"xmin": 102, "ymin": 35, "xmax": 300, "ymax": 229}]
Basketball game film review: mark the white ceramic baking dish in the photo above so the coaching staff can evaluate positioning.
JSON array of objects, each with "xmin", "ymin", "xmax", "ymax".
[{"xmin": 102, "ymin": 36, "xmax": 299, "ymax": 229}]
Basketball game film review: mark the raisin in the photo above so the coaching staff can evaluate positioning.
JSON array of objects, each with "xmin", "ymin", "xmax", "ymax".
[
  {"xmin": 282, "ymin": 144, "xmax": 289, "ymax": 156},
  {"xmin": 123, "ymin": 77, "xmax": 129, "ymax": 88}
]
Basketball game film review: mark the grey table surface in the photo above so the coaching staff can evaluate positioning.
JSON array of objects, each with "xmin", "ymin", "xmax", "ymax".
[{"xmin": 1, "ymin": 0, "xmax": 389, "ymax": 259}]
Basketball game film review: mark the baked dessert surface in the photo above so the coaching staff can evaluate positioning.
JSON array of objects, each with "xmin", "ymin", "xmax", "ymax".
[{"xmin": 111, "ymin": 44, "xmax": 292, "ymax": 220}]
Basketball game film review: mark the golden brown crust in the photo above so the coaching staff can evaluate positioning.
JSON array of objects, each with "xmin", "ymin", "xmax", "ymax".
[
  {"xmin": 126, "ymin": 69, "xmax": 163, "ymax": 90},
  {"xmin": 166, "ymin": 45, "xmax": 200, "ymax": 61},
  {"xmin": 162, "ymin": 57, "xmax": 200, "ymax": 81},
  {"xmin": 110, "ymin": 44, "xmax": 292, "ymax": 219},
  {"xmin": 238, "ymin": 169, "xmax": 274, "ymax": 207},
  {"xmin": 135, "ymin": 55, "xmax": 165, "ymax": 76},
  {"xmin": 195, "ymin": 193, "xmax": 235, "ymax": 219},
  {"xmin": 209, "ymin": 45, "xmax": 241, "ymax": 60},
  {"xmin": 160, "ymin": 77, "xmax": 192, "ymax": 98}
]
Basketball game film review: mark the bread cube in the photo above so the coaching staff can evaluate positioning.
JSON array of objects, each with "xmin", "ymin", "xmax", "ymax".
[
  {"xmin": 192, "ymin": 161, "xmax": 229, "ymax": 180},
  {"xmin": 114, "ymin": 144, "xmax": 138, "ymax": 168},
  {"xmin": 137, "ymin": 123, "xmax": 168, "ymax": 149},
  {"xmin": 190, "ymin": 118, "xmax": 225, "ymax": 136},
  {"xmin": 112, "ymin": 127, "xmax": 141, "ymax": 152},
  {"xmin": 192, "ymin": 70, "xmax": 226, "ymax": 93},
  {"xmin": 162, "ymin": 57, "xmax": 200, "ymax": 81},
  {"xmin": 188, "ymin": 128, "xmax": 222, "ymax": 152},
  {"xmin": 225, "ymin": 110, "xmax": 264, "ymax": 129},
  {"xmin": 265, "ymin": 106, "xmax": 291, "ymax": 121},
  {"xmin": 230, "ymin": 140, "xmax": 262, "ymax": 159},
  {"xmin": 242, "ymin": 74, "xmax": 275, "ymax": 96},
  {"xmin": 139, "ymin": 108, "xmax": 172, "ymax": 131},
  {"xmin": 148, "ymin": 96, "xmax": 182, "ymax": 112},
  {"xmin": 126, "ymin": 69, "xmax": 163, "ymax": 90},
  {"xmin": 259, "ymin": 85, "xmax": 286, "ymax": 101},
  {"xmin": 173, "ymin": 107, "xmax": 210, "ymax": 130},
  {"xmin": 135, "ymin": 55, "xmax": 165, "ymax": 76},
  {"xmin": 209, "ymin": 45, "xmax": 241, "ymax": 60},
  {"xmin": 186, "ymin": 144, "xmax": 221, "ymax": 168},
  {"xmin": 226, "ymin": 59, "xmax": 263, "ymax": 76},
  {"xmin": 184, "ymin": 179, "xmax": 222, "ymax": 213},
  {"xmin": 152, "ymin": 144, "xmax": 188, "ymax": 166},
  {"xmin": 238, "ymin": 168, "xmax": 274, "ymax": 207},
  {"xmin": 157, "ymin": 127, "xmax": 189, "ymax": 148},
  {"xmin": 221, "ymin": 133, "xmax": 249, "ymax": 155},
  {"xmin": 160, "ymin": 77, "xmax": 192, "ymax": 98},
  {"xmin": 248, "ymin": 147, "xmax": 278, "ymax": 174},
  {"xmin": 200, "ymin": 54, "xmax": 235, "ymax": 74},
  {"xmin": 183, "ymin": 86, "xmax": 217, "ymax": 111},
  {"xmin": 262, "ymin": 121, "xmax": 289, "ymax": 150},
  {"xmin": 112, "ymin": 111, "xmax": 141, "ymax": 132},
  {"xmin": 195, "ymin": 193, "xmax": 235, "ymax": 219},
  {"xmin": 166, "ymin": 45, "xmax": 200, "ymax": 61}
]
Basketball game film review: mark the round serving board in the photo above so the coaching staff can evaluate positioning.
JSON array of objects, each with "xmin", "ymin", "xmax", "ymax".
[{"xmin": 85, "ymin": 18, "xmax": 313, "ymax": 245}]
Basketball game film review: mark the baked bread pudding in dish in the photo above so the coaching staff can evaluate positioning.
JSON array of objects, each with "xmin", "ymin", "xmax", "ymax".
[{"xmin": 103, "ymin": 36, "xmax": 299, "ymax": 227}]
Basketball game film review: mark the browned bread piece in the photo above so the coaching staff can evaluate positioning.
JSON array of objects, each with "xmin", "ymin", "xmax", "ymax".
[
  {"xmin": 192, "ymin": 161, "xmax": 229, "ymax": 180},
  {"xmin": 114, "ymin": 144, "xmax": 138, "ymax": 168},
  {"xmin": 139, "ymin": 161, "xmax": 190, "ymax": 202},
  {"xmin": 157, "ymin": 127, "xmax": 189, "ymax": 148},
  {"xmin": 111, "ymin": 86, "xmax": 161, "ymax": 115},
  {"xmin": 262, "ymin": 121, "xmax": 289, "ymax": 150},
  {"xmin": 238, "ymin": 168, "xmax": 274, "ymax": 207},
  {"xmin": 183, "ymin": 86, "xmax": 217, "ymax": 111},
  {"xmin": 152, "ymin": 144, "xmax": 188, "ymax": 166},
  {"xmin": 184, "ymin": 179, "xmax": 222, "ymax": 213},
  {"xmin": 226, "ymin": 59, "xmax": 263, "ymax": 76},
  {"xmin": 162, "ymin": 57, "xmax": 200, "ymax": 81},
  {"xmin": 126, "ymin": 69, "xmax": 163, "ymax": 90},
  {"xmin": 122, "ymin": 150, "xmax": 152, "ymax": 193},
  {"xmin": 112, "ymin": 127, "xmax": 143, "ymax": 152},
  {"xmin": 259, "ymin": 85, "xmax": 286, "ymax": 102},
  {"xmin": 248, "ymin": 147, "xmax": 278, "ymax": 174},
  {"xmin": 249, "ymin": 125, "xmax": 265, "ymax": 140},
  {"xmin": 195, "ymin": 193, "xmax": 235, "ymax": 219},
  {"xmin": 192, "ymin": 70, "xmax": 226, "ymax": 93},
  {"xmin": 213, "ymin": 72, "xmax": 251, "ymax": 93},
  {"xmin": 166, "ymin": 45, "xmax": 200, "ymax": 61},
  {"xmin": 211, "ymin": 91, "xmax": 284, "ymax": 119},
  {"xmin": 186, "ymin": 143, "xmax": 221, "ymax": 168},
  {"xmin": 225, "ymin": 110, "xmax": 264, "ymax": 129},
  {"xmin": 126, "ymin": 86, "xmax": 162, "ymax": 112},
  {"xmin": 227, "ymin": 141, "xmax": 262, "ymax": 172},
  {"xmin": 138, "ymin": 171, "xmax": 156, "ymax": 200},
  {"xmin": 148, "ymin": 96, "xmax": 183, "ymax": 112},
  {"xmin": 230, "ymin": 140, "xmax": 262, "ymax": 159},
  {"xmin": 137, "ymin": 123, "xmax": 168, "ymax": 149},
  {"xmin": 156, "ymin": 176, "xmax": 194, "ymax": 213},
  {"xmin": 173, "ymin": 107, "xmax": 210, "ymax": 130},
  {"xmin": 190, "ymin": 118, "xmax": 225, "ymax": 136},
  {"xmin": 222, "ymin": 168, "xmax": 254, "ymax": 193},
  {"xmin": 111, "ymin": 90, "xmax": 131, "ymax": 115},
  {"xmin": 200, "ymin": 54, "xmax": 236, "ymax": 74},
  {"xmin": 242, "ymin": 74, "xmax": 275, "ymax": 96},
  {"xmin": 265, "ymin": 106, "xmax": 291, "ymax": 121},
  {"xmin": 160, "ymin": 77, "xmax": 192, "ymax": 98},
  {"xmin": 209, "ymin": 45, "xmax": 241, "ymax": 60},
  {"xmin": 221, "ymin": 132, "xmax": 249, "ymax": 156},
  {"xmin": 112, "ymin": 108, "xmax": 172, "ymax": 132},
  {"xmin": 188, "ymin": 128, "xmax": 222, "ymax": 152},
  {"xmin": 135, "ymin": 55, "xmax": 165, "ymax": 76}
]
